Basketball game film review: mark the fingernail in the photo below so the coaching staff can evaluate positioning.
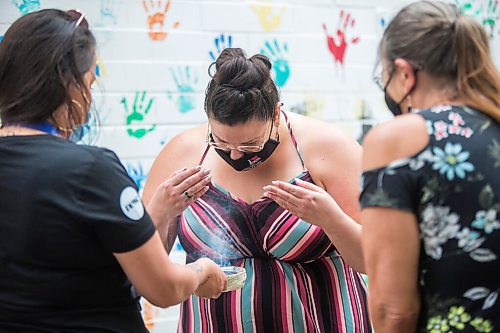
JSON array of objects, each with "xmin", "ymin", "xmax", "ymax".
[
  {"xmin": 294, "ymin": 178, "xmax": 301, "ymax": 183},
  {"xmin": 181, "ymin": 167, "xmax": 187, "ymax": 171},
  {"xmin": 272, "ymin": 181, "xmax": 278, "ymax": 185},
  {"xmin": 203, "ymin": 168, "xmax": 211, "ymax": 175},
  {"xmin": 263, "ymin": 192, "xmax": 270, "ymax": 197},
  {"xmin": 195, "ymin": 165, "xmax": 202, "ymax": 171},
  {"xmin": 205, "ymin": 175, "xmax": 212, "ymax": 182}
]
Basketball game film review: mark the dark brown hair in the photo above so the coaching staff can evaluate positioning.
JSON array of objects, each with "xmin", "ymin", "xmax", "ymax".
[
  {"xmin": 380, "ymin": 1, "xmax": 500, "ymax": 120},
  {"xmin": 204, "ymin": 48, "xmax": 280, "ymax": 125},
  {"xmin": 0, "ymin": 9, "xmax": 96, "ymax": 126}
]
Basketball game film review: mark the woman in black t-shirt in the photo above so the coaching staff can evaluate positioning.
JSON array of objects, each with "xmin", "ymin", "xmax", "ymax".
[
  {"xmin": 361, "ymin": 1, "xmax": 500, "ymax": 332},
  {"xmin": 0, "ymin": 9, "xmax": 226, "ymax": 333}
]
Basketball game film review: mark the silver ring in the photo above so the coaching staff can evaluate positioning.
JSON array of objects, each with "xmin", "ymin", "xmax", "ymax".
[{"xmin": 183, "ymin": 190, "xmax": 193, "ymax": 200}]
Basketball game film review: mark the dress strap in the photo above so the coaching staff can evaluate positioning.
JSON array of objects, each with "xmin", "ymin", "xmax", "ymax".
[
  {"xmin": 199, "ymin": 144, "xmax": 210, "ymax": 165},
  {"xmin": 281, "ymin": 111, "xmax": 306, "ymax": 170}
]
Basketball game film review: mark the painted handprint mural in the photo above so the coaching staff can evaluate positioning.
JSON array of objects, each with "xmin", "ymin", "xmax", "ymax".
[
  {"xmin": 142, "ymin": 0, "xmax": 180, "ymax": 41},
  {"xmin": 168, "ymin": 66, "xmax": 198, "ymax": 114},
  {"xmin": 11, "ymin": 0, "xmax": 41, "ymax": 16},
  {"xmin": 455, "ymin": 0, "xmax": 499, "ymax": 37},
  {"xmin": 209, "ymin": 33, "xmax": 233, "ymax": 61},
  {"xmin": 323, "ymin": 10, "xmax": 360, "ymax": 67},
  {"xmin": 125, "ymin": 161, "xmax": 149, "ymax": 191},
  {"xmin": 251, "ymin": 0, "xmax": 287, "ymax": 32},
  {"xmin": 122, "ymin": 91, "xmax": 157, "ymax": 139},
  {"xmin": 260, "ymin": 39, "xmax": 290, "ymax": 87},
  {"xmin": 100, "ymin": 0, "xmax": 123, "ymax": 25}
]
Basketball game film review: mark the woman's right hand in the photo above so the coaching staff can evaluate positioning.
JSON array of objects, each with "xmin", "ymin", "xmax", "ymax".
[
  {"xmin": 146, "ymin": 166, "xmax": 211, "ymax": 226},
  {"xmin": 193, "ymin": 258, "xmax": 227, "ymax": 299}
]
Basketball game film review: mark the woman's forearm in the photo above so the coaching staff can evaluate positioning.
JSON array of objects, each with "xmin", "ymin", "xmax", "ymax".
[{"xmin": 320, "ymin": 211, "xmax": 365, "ymax": 273}]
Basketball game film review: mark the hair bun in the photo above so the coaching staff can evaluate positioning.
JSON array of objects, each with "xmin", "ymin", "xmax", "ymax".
[{"xmin": 213, "ymin": 48, "xmax": 272, "ymax": 90}]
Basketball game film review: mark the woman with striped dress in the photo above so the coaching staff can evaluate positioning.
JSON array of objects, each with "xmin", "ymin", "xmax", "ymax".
[{"xmin": 143, "ymin": 48, "xmax": 371, "ymax": 332}]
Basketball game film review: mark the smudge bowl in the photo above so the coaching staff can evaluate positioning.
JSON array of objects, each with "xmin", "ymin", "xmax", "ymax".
[{"xmin": 221, "ymin": 266, "xmax": 247, "ymax": 292}]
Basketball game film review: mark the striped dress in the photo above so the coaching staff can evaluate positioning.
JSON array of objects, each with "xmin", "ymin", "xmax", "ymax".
[{"xmin": 177, "ymin": 115, "xmax": 371, "ymax": 332}]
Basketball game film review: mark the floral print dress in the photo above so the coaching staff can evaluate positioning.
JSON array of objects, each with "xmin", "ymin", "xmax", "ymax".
[{"xmin": 360, "ymin": 105, "xmax": 500, "ymax": 333}]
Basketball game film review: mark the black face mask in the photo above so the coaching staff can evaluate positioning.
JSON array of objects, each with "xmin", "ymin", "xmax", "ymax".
[
  {"xmin": 384, "ymin": 69, "xmax": 418, "ymax": 117},
  {"xmin": 214, "ymin": 137, "xmax": 280, "ymax": 171}
]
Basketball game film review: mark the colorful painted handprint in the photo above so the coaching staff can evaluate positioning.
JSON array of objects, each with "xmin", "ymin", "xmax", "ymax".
[
  {"xmin": 11, "ymin": 0, "xmax": 40, "ymax": 16},
  {"xmin": 251, "ymin": 0, "xmax": 287, "ymax": 32},
  {"xmin": 209, "ymin": 33, "xmax": 233, "ymax": 61},
  {"xmin": 323, "ymin": 10, "xmax": 360, "ymax": 66},
  {"xmin": 169, "ymin": 66, "xmax": 198, "ymax": 113},
  {"xmin": 142, "ymin": 0, "xmax": 180, "ymax": 41},
  {"xmin": 260, "ymin": 39, "xmax": 290, "ymax": 87},
  {"xmin": 455, "ymin": 0, "xmax": 499, "ymax": 37},
  {"xmin": 125, "ymin": 161, "xmax": 149, "ymax": 190},
  {"xmin": 122, "ymin": 91, "xmax": 157, "ymax": 139}
]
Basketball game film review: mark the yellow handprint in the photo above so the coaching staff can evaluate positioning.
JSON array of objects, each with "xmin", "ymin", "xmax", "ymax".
[{"xmin": 251, "ymin": 0, "xmax": 287, "ymax": 32}]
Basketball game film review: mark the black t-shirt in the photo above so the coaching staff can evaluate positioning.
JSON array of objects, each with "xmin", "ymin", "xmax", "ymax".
[{"xmin": 0, "ymin": 135, "xmax": 156, "ymax": 332}]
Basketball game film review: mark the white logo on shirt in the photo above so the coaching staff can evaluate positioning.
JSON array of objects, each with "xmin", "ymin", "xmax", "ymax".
[{"xmin": 119, "ymin": 186, "xmax": 144, "ymax": 221}]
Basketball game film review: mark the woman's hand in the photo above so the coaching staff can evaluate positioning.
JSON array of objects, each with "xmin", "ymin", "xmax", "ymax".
[
  {"xmin": 147, "ymin": 166, "xmax": 211, "ymax": 226},
  {"xmin": 263, "ymin": 178, "xmax": 344, "ymax": 231},
  {"xmin": 192, "ymin": 258, "xmax": 227, "ymax": 299}
]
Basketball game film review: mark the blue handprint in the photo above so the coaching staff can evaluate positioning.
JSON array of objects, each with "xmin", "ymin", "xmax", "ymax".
[
  {"xmin": 101, "ymin": 0, "xmax": 122, "ymax": 25},
  {"xmin": 12, "ymin": 0, "xmax": 41, "ymax": 16},
  {"xmin": 260, "ymin": 39, "xmax": 290, "ymax": 87},
  {"xmin": 209, "ymin": 33, "xmax": 233, "ymax": 61},
  {"xmin": 125, "ymin": 162, "xmax": 148, "ymax": 191},
  {"xmin": 170, "ymin": 66, "xmax": 198, "ymax": 113}
]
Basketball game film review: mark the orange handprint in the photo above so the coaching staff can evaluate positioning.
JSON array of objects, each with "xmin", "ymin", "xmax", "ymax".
[
  {"xmin": 323, "ymin": 10, "xmax": 360, "ymax": 65},
  {"xmin": 143, "ymin": 0, "xmax": 180, "ymax": 41}
]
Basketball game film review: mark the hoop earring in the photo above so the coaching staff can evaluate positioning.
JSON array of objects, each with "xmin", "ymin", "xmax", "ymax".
[{"xmin": 57, "ymin": 99, "xmax": 85, "ymax": 133}]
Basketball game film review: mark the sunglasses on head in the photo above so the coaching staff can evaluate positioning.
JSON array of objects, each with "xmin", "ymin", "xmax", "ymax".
[{"xmin": 66, "ymin": 9, "xmax": 88, "ymax": 29}]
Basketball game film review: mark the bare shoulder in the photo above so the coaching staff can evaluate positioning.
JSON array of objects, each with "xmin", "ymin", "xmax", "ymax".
[
  {"xmin": 362, "ymin": 113, "xmax": 428, "ymax": 171},
  {"xmin": 142, "ymin": 124, "xmax": 207, "ymax": 203},
  {"xmin": 156, "ymin": 123, "xmax": 208, "ymax": 169},
  {"xmin": 285, "ymin": 112, "xmax": 361, "ymax": 187},
  {"xmin": 286, "ymin": 112, "xmax": 356, "ymax": 149}
]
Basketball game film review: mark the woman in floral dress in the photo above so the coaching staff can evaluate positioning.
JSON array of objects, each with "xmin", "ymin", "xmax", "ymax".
[{"xmin": 360, "ymin": 1, "xmax": 500, "ymax": 332}]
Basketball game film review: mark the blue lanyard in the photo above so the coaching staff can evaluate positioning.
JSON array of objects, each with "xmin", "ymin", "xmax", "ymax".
[{"xmin": 5, "ymin": 121, "xmax": 61, "ymax": 136}]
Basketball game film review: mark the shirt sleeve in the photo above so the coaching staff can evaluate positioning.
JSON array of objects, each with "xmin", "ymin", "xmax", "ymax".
[
  {"xmin": 360, "ymin": 162, "xmax": 421, "ymax": 214},
  {"xmin": 76, "ymin": 148, "xmax": 156, "ymax": 253}
]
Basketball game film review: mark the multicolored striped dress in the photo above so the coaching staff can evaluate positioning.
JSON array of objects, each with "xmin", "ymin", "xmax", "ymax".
[{"xmin": 177, "ymin": 114, "xmax": 371, "ymax": 332}]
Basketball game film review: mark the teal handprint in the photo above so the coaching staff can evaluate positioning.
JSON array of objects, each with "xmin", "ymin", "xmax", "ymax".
[
  {"xmin": 122, "ymin": 91, "xmax": 157, "ymax": 139},
  {"xmin": 260, "ymin": 39, "xmax": 290, "ymax": 87},
  {"xmin": 209, "ymin": 33, "xmax": 233, "ymax": 61},
  {"xmin": 455, "ymin": 0, "xmax": 499, "ymax": 37},
  {"xmin": 170, "ymin": 66, "xmax": 198, "ymax": 113},
  {"xmin": 12, "ymin": 0, "xmax": 40, "ymax": 16}
]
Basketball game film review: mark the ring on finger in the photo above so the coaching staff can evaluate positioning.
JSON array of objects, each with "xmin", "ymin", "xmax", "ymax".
[{"xmin": 183, "ymin": 190, "xmax": 193, "ymax": 200}]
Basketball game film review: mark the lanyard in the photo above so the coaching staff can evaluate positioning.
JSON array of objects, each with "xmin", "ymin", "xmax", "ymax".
[{"xmin": 4, "ymin": 121, "xmax": 61, "ymax": 136}]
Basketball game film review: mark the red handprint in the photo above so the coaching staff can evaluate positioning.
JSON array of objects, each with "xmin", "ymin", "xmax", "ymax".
[
  {"xmin": 323, "ymin": 10, "xmax": 360, "ymax": 65},
  {"xmin": 143, "ymin": 0, "xmax": 180, "ymax": 41}
]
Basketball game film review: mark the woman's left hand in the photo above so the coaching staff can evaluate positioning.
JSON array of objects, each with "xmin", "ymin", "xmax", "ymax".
[{"xmin": 263, "ymin": 178, "xmax": 344, "ymax": 231}]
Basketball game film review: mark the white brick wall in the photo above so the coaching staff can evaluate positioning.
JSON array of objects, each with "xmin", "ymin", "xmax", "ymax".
[{"xmin": 1, "ymin": 0, "xmax": 499, "ymax": 331}]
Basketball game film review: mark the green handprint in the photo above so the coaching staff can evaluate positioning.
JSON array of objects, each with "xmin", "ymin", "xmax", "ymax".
[
  {"xmin": 260, "ymin": 39, "xmax": 290, "ymax": 87},
  {"xmin": 122, "ymin": 91, "xmax": 156, "ymax": 139},
  {"xmin": 455, "ymin": 0, "xmax": 499, "ymax": 37}
]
